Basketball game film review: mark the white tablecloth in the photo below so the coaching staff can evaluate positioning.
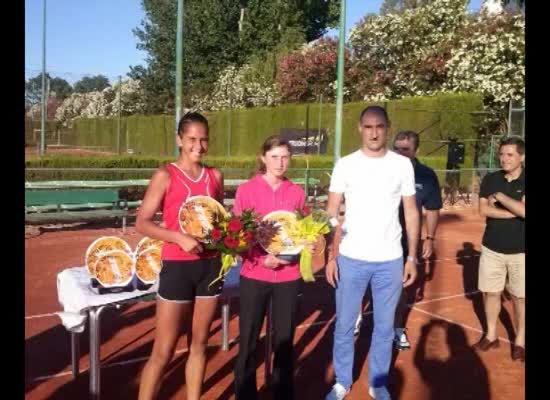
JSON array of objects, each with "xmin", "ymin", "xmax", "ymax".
[{"xmin": 56, "ymin": 267, "xmax": 158, "ymax": 332}]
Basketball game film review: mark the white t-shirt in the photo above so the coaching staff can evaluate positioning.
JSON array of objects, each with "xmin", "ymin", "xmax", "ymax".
[{"xmin": 329, "ymin": 149, "xmax": 416, "ymax": 261}]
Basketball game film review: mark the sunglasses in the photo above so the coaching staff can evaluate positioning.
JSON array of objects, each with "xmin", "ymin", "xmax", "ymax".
[{"xmin": 393, "ymin": 146, "xmax": 412, "ymax": 152}]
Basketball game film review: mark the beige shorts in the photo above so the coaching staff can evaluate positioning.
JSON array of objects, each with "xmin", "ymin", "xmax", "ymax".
[{"xmin": 478, "ymin": 245, "xmax": 525, "ymax": 298}]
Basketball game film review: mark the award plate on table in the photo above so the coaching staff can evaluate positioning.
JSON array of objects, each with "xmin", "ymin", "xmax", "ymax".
[
  {"xmin": 91, "ymin": 250, "xmax": 136, "ymax": 293},
  {"xmin": 85, "ymin": 236, "xmax": 133, "ymax": 275}
]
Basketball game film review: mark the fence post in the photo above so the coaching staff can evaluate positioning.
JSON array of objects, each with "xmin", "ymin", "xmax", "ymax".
[
  {"xmin": 227, "ymin": 107, "xmax": 232, "ymax": 157},
  {"xmin": 304, "ymin": 165, "xmax": 310, "ymax": 202},
  {"xmin": 317, "ymin": 94, "xmax": 323, "ymax": 155},
  {"xmin": 489, "ymin": 136, "xmax": 495, "ymax": 169},
  {"xmin": 117, "ymin": 75, "xmax": 122, "ymax": 155}
]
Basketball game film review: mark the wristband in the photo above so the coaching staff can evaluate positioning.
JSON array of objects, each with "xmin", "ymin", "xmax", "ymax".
[
  {"xmin": 425, "ymin": 236, "xmax": 435, "ymax": 241},
  {"xmin": 329, "ymin": 217, "xmax": 340, "ymax": 227}
]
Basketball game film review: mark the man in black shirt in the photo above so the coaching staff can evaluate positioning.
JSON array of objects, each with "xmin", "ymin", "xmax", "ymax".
[
  {"xmin": 473, "ymin": 137, "xmax": 525, "ymax": 361},
  {"xmin": 392, "ymin": 130, "xmax": 443, "ymax": 350}
]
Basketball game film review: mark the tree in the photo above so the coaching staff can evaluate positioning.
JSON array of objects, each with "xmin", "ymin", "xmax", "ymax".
[
  {"xmin": 131, "ymin": 0, "xmax": 339, "ymax": 113},
  {"xmin": 73, "ymin": 75, "xmax": 111, "ymax": 93},
  {"xmin": 25, "ymin": 73, "xmax": 72, "ymax": 105},
  {"xmin": 350, "ymin": 0, "xmax": 470, "ymax": 101},
  {"xmin": 380, "ymin": 0, "xmax": 434, "ymax": 14},
  {"xmin": 239, "ymin": 0, "xmax": 339, "ymax": 59},
  {"xmin": 131, "ymin": 0, "xmax": 243, "ymax": 114},
  {"xmin": 26, "ymin": 97, "xmax": 64, "ymax": 120},
  {"xmin": 191, "ymin": 63, "xmax": 280, "ymax": 111},
  {"xmin": 486, "ymin": 0, "xmax": 525, "ymax": 14},
  {"xmin": 276, "ymin": 38, "xmax": 343, "ymax": 103},
  {"xmin": 444, "ymin": 11, "xmax": 524, "ymax": 107}
]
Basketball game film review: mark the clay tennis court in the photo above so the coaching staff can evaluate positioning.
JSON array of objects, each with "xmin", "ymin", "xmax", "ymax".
[{"xmin": 25, "ymin": 205, "xmax": 525, "ymax": 399}]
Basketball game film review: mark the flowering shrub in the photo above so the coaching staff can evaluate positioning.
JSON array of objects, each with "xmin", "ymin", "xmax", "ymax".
[
  {"xmin": 192, "ymin": 64, "xmax": 280, "ymax": 111},
  {"xmin": 276, "ymin": 38, "xmax": 344, "ymax": 102},
  {"xmin": 347, "ymin": 0, "xmax": 524, "ymax": 108},
  {"xmin": 54, "ymin": 79, "xmax": 146, "ymax": 126},
  {"xmin": 348, "ymin": 0, "xmax": 469, "ymax": 101},
  {"xmin": 443, "ymin": 12, "xmax": 524, "ymax": 107}
]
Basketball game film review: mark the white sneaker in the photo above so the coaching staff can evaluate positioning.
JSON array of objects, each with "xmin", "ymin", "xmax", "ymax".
[
  {"xmin": 325, "ymin": 383, "xmax": 349, "ymax": 400},
  {"xmin": 368, "ymin": 386, "xmax": 376, "ymax": 399},
  {"xmin": 354, "ymin": 313, "xmax": 363, "ymax": 336},
  {"xmin": 394, "ymin": 329, "xmax": 411, "ymax": 350}
]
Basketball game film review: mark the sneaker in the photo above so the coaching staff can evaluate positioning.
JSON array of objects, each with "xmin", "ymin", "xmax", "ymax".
[
  {"xmin": 368, "ymin": 386, "xmax": 376, "ymax": 399},
  {"xmin": 354, "ymin": 313, "xmax": 363, "ymax": 336},
  {"xmin": 325, "ymin": 383, "xmax": 350, "ymax": 400},
  {"xmin": 394, "ymin": 328, "xmax": 411, "ymax": 350}
]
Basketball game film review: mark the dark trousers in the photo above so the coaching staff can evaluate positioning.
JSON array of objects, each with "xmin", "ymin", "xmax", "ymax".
[
  {"xmin": 234, "ymin": 276, "xmax": 301, "ymax": 400},
  {"xmin": 394, "ymin": 242, "xmax": 426, "ymax": 329},
  {"xmin": 394, "ymin": 288, "xmax": 409, "ymax": 329}
]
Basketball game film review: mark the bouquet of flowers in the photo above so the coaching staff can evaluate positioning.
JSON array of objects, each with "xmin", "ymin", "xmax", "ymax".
[
  {"xmin": 206, "ymin": 208, "xmax": 258, "ymax": 287},
  {"xmin": 257, "ymin": 206, "xmax": 332, "ymax": 282},
  {"xmin": 294, "ymin": 206, "xmax": 332, "ymax": 282}
]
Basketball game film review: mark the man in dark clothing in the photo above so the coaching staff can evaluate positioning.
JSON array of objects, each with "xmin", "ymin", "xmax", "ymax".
[
  {"xmin": 392, "ymin": 130, "xmax": 443, "ymax": 350},
  {"xmin": 473, "ymin": 136, "xmax": 525, "ymax": 362}
]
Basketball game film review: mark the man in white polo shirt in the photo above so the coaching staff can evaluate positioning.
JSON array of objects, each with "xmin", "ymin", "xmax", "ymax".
[{"xmin": 324, "ymin": 106, "xmax": 419, "ymax": 400}]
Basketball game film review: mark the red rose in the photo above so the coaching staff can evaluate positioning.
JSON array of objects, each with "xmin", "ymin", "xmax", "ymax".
[
  {"xmin": 228, "ymin": 218, "xmax": 242, "ymax": 233},
  {"xmin": 301, "ymin": 206, "xmax": 312, "ymax": 216},
  {"xmin": 242, "ymin": 231, "xmax": 253, "ymax": 243},
  {"xmin": 224, "ymin": 235, "xmax": 239, "ymax": 249},
  {"xmin": 210, "ymin": 228, "xmax": 222, "ymax": 241}
]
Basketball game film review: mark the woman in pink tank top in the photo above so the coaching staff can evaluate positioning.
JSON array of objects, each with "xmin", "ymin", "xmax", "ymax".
[
  {"xmin": 135, "ymin": 112, "xmax": 223, "ymax": 400},
  {"xmin": 233, "ymin": 135, "xmax": 306, "ymax": 400}
]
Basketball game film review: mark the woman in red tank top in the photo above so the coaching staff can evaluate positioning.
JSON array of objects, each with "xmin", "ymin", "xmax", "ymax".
[{"xmin": 136, "ymin": 112, "xmax": 223, "ymax": 400}]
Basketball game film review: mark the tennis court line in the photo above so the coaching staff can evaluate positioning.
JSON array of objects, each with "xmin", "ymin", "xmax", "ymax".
[
  {"xmin": 410, "ymin": 306, "xmax": 512, "ymax": 344},
  {"xmin": 28, "ymin": 337, "xmax": 241, "ymax": 382},
  {"xmin": 25, "ymin": 312, "xmax": 58, "ymax": 320},
  {"xmin": 28, "ymin": 289, "xmax": 482, "ymax": 383}
]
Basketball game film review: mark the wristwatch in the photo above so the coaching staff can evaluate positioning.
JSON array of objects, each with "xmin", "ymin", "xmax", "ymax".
[{"xmin": 407, "ymin": 255, "xmax": 417, "ymax": 264}]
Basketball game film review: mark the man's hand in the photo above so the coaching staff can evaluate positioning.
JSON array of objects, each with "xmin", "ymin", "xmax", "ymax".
[
  {"xmin": 325, "ymin": 259, "xmax": 339, "ymax": 288},
  {"xmin": 489, "ymin": 193, "xmax": 499, "ymax": 207},
  {"xmin": 403, "ymin": 260, "xmax": 417, "ymax": 287},
  {"xmin": 422, "ymin": 239, "xmax": 434, "ymax": 259}
]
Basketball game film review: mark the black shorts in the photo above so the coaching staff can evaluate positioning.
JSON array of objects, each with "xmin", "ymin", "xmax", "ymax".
[{"xmin": 157, "ymin": 257, "xmax": 223, "ymax": 302}]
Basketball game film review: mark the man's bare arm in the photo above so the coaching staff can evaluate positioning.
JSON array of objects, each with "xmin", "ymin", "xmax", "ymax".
[
  {"xmin": 326, "ymin": 191, "xmax": 344, "ymax": 259},
  {"xmin": 422, "ymin": 209, "xmax": 439, "ymax": 258},
  {"xmin": 479, "ymin": 197, "xmax": 516, "ymax": 219},
  {"xmin": 402, "ymin": 195, "xmax": 420, "ymax": 258},
  {"xmin": 325, "ymin": 191, "xmax": 344, "ymax": 288},
  {"xmin": 493, "ymin": 192, "xmax": 525, "ymax": 218},
  {"xmin": 402, "ymin": 195, "xmax": 419, "ymax": 287},
  {"xmin": 425, "ymin": 209, "xmax": 439, "ymax": 238}
]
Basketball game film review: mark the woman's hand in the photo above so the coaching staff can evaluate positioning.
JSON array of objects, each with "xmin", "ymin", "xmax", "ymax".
[
  {"xmin": 176, "ymin": 233, "xmax": 203, "ymax": 254},
  {"xmin": 263, "ymin": 254, "xmax": 291, "ymax": 269}
]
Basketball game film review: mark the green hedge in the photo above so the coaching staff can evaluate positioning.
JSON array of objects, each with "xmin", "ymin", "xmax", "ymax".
[
  {"xmin": 25, "ymin": 154, "xmax": 334, "ymax": 170},
  {"xmin": 25, "ymin": 154, "xmax": 474, "ymax": 183},
  {"xmin": 32, "ymin": 92, "xmax": 484, "ymax": 157},
  {"xmin": 26, "ymin": 154, "xmax": 471, "ymax": 170}
]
